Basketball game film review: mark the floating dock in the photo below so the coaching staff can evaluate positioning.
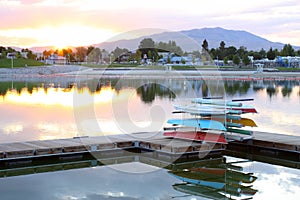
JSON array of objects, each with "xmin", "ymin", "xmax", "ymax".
[
  {"xmin": 0, "ymin": 132, "xmax": 225, "ymax": 159},
  {"xmin": 226, "ymin": 131, "xmax": 300, "ymax": 168},
  {"xmin": 0, "ymin": 131, "xmax": 299, "ymax": 174}
]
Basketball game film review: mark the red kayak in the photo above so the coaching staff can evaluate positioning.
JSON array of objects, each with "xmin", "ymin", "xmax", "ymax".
[
  {"xmin": 163, "ymin": 131, "xmax": 227, "ymax": 144},
  {"xmin": 231, "ymin": 106, "xmax": 257, "ymax": 113}
]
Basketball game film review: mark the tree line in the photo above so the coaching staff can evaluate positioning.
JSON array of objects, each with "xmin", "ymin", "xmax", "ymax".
[
  {"xmin": 202, "ymin": 39, "xmax": 300, "ymax": 66},
  {"xmin": 0, "ymin": 46, "xmax": 37, "ymax": 59},
  {"xmin": 1, "ymin": 37, "xmax": 299, "ymax": 66}
]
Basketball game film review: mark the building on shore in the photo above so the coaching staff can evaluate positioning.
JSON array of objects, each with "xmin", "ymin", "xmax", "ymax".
[{"xmin": 45, "ymin": 54, "xmax": 66, "ymax": 65}]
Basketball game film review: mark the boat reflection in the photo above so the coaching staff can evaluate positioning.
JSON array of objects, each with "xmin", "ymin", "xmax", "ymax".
[
  {"xmin": 169, "ymin": 157, "xmax": 258, "ymax": 199},
  {"xmin": 0, "ymin": 152, "xmax": 258, "ymax": 199}
]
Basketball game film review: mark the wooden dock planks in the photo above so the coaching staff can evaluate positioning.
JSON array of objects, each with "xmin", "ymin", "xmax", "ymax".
[
  {"xmin": 0, "ymin": 131, "xmax": 299, "ymax": 161},
  {"xmin": 252, "ymin": 131, "xmax": 300, "ymax": 152}
]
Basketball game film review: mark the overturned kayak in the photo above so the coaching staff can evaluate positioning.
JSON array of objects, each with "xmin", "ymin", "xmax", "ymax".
[{"xmin": 167, "ymin": 118, "xmax": 227, "ymax": 131}]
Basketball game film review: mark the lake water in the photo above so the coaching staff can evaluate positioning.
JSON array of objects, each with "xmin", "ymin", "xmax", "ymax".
[
  {"xmin": 0, "ymin": 155, "xmax": 299, "ymax": 200},
  {"xmin": 1, "ymin": 77, "xmax": 300, "ymax": 143},
  {"xmin": 0, "ymin": 76, "xmax": 300, "ymax": 199}
]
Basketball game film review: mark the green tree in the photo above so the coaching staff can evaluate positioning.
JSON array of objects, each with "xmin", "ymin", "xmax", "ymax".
[
  {"xmin": 61, "ymin": 48, "xmax": 75, "ymax": 62},
  {"xmin": 87, "ymin": 48, "xmax": 101, "ymax": 63},
  {"xmin": 43, "ymin": 49, "xmax": 53, "ymax": 59},
  {"xmin": 181, "ymin": 58, "xmax": 186, "ymax": 64},
  {"xmin": 225, "ymin": 46, "xmax": 237, "ymax": 60},
  {"xmin": 16, "ymin": 51, "xmax": 22, "ymax": 58},
  {"xmin": 281, "ymin": 44, "xmax": 295, "ymax": 56},
  {"xmin": 111, "ymin": 47, "xmax": 129, "ymax": 62},
  {"xmin": 138, "ymin": 38, "xmax": 157, "ymax": 62},
  {"xmin": 7, "ymin": 47, "xmax": 15, "ymax": 53},
  {"xmin": 232, "ymin": 55, "xmax": 240, "ymax": 66},
  {"xmin": 147, "ymin": 50, "xmax": 152, "ymax": 60},
  {"xmin": 21, "ymin": 48, "xmax": 36, "ymax": 59},
  {"xmin": 201, "ymin": 39, "xmax": 211, "ymax": 63},
  {"xmin": 87, "ymin": 46, "xmax": 95, "ymax": 56},
  {"xmin": 237, "ymin": 46, "xmax": 247, "ymax": 58},
  {"xmin": 167, "ymin": 56, "xmax": 171, "ymax": 64},
  {"xmin": 139, "ymin": 38, "xmax": 155, "ymax": 49},
  {"xmin": 202, "ymin": 39, "xmax": 209, "ymax": 51},
  {"xmin": 259, "ymin": 48, "xmax": 267, "ymax": 58},
  {"xmin": 220, "ymin": 41, "xmax": 225, "ymax": 50},
  {"xmin": 219, "ymin": 41, "xmax": 226, "ymax": 60},
  {"xmin": 75, "ymin": 46, "xmax": 88, "ymax": 62},
  {"xmin": 224, "ymin": 57, "xmax": 228, "ymax": 65},
  {"xmin": 251, "ymin": 51, "xmax": 262, "ymax": 60},
  {"xmin": 209, "ymin": 48, "xmax": 217, "ymax": 59},
  {"xmin": 266, "ymin": 47, "xmax": 276, "ymax": 60},
  {"xmin": 242, "ymin": 54, "xmax": 251, "ymax": 66},
  {"xmin": 0, "ymin": 47, "xmax": 5, "ymax": 58},
  {"xmin": 156, "ymin": 40, "xmax": 183, "ymax": 55},
  {"xmin": 135, "ymin": 50, "xmax": 142, "ymax": 63},
  {"xmin": 0, "ymin": 46, "xmax": 6, "ymax": 54}
]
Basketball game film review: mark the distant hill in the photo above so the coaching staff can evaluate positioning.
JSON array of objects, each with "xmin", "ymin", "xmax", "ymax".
[
  {"xmin": 28, "ymin": 27, "xmax": 299, "ymax": 52},
  {"xmin": 180, "ymin": 27, "xmax": 287, "ymax": 51},
  {"xmin": 96, "ymin": 27, "xmax": 299, "ymax": 52}
]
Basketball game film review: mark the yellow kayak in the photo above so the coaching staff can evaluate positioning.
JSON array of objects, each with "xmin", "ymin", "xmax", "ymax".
[{"xmin": 204, "ymin": 117, "xmax": 257, "ymax": 127}]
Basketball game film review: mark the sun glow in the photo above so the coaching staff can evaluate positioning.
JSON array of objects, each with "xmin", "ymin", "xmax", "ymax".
[
  {"xmin": 2, "ymin": 86, "xmax": 116, "ymax": 107},
  {"xmin": 0, "ymin": 25, "xmax": 116, "ymax": 48}
]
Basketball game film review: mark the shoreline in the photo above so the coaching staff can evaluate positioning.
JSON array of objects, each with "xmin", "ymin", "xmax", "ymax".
[{"xmin": 1, "ymin": 65, "xmax": 300, "ymax": 82}]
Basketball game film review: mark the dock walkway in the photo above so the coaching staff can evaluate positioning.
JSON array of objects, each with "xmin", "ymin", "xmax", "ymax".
[
  {"xmin": 0, "ymin": 131, "xmax": 299, "ymax": 166},
  {"xmin": 0, "ymin": 132, "xmax": 224, "ymax": 160}
]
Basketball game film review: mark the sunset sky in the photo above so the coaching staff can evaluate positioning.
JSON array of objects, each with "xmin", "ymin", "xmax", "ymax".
[{"xmin": 0, "ymin": 0, "xmax": 300, "ymax": 48}]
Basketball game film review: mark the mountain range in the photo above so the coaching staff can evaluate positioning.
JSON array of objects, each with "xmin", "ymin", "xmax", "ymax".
[{"xmin": 30, "ymin": 27, "xmax": 299, "ymax": 52}]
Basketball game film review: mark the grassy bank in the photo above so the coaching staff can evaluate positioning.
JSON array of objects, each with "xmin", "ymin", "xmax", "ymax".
[
  {"xmin": 276, "ymin": 67, "xmax": 300, "ymax": 72},
  {"xmin": 0, "ymin": 58, "xmax": 45, "ymax": 68}
]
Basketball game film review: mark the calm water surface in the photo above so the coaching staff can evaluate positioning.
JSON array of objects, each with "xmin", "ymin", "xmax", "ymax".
[
  {"xmin": 0, "ymin": 78, "xmax": 300, "ymax": 143},
  {"xmin": 0, "ymin": 77, "xmax": 300, "ymax": 200},
  {"xmin": 0, "ymin": 156, "xmax": 299, "ymax": 200}
]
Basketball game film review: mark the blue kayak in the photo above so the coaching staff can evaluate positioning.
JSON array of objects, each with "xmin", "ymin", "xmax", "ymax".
[{"xmin": 167, "ymin": 118, "xmax": 226, "ymax": 131}]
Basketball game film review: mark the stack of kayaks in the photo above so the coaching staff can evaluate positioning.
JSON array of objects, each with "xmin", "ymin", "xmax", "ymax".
[{"xmin": 164, "ymin": 97, "xmax": 258, "ymax": 143}]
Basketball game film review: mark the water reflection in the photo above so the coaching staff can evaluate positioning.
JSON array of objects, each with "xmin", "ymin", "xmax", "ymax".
[
  {"xmin": 282, "ymin": 85, "xmax": 292, "ymax": 97},
  {"xmin": 0, "ymin": 84, "xmax": 175, "ymax": 143},
  {"xmin": 0, "ymin": 78, "xmax": 300, "ymax": 143},
  {"xmin": 0, "ymin": 154, "xmax": 257, "ymax": 200},
  {"xmin": 136, "ymin": 83, "xmax": 176, "ymax": 103},
  {"xmin": 169, "ymin": 158, "xmax": 257, "ymax": 199},
  {"xmin": 1, "ymin": 152, "xmax": 300, "ymax": 199},
  {"xmin": 224, "ymin": 81, "xmax": 251, "ymax": 96},
  {"xmin": 1, "ymin": 79, "xmax": 300, "ymax": 100}
]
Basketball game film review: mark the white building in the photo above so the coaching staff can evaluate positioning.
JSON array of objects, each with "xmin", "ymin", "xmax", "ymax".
[
  {"xmin": 46, "ymin": 54, "xmax": 66, "ymax": 65},
  {"xmin": 6, "ymin": 52, "xmax": 16, "ymax": 59}
]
